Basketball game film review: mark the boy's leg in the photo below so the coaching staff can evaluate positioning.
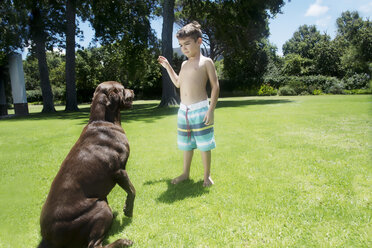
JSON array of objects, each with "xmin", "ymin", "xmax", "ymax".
[
  {"xmin": 201, "ymin": 150, "xmax": 214, "ymax": 187},
  {"xmin": 172, "ymin": 150, "xmax": 194, "ymax": 184}
]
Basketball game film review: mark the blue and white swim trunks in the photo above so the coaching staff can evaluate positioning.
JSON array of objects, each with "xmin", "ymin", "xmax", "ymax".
[{"xmin": 177, "ymin": 100, "xmax": 216, "ymax": 151}]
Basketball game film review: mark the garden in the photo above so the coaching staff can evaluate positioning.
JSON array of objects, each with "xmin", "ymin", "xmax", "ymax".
[{"xmin": 0, "ymin": 95, "xmax": 370, "ymax": 247}]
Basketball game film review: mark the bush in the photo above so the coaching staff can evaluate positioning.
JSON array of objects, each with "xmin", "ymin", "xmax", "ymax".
[
  {"xmin": 343, "ymin": 88, "xmax": 372, "ymax": 94},
  {"xmin": 264, "ymin": 75, "xmax": 343, "ymax": 93},
  {"xmin": 263, "ymin": 76, "xmax": 288, "ymax": 88},
  {"xmin": 26, "ymin": 89, "xmax": 42, "ymax": 102},
  {"xmin": 258, "ymin": 84, "xmax": 277, "ymax": 96},
  {"xmin": 278, "ymin": 86, "xmax": 296, "ymax": 96},
  {"xmin": 287, "ymin": 80, "xmax": 310, "ymax": 95},
  {"xmin": 313, "ymin": 89, "xmax": 323, "ymax": 95},
  {"xmin": 327, "ymin": 83, "xmax": 344, "ymax": 94},
  {"xmin": 265, "ymin": 75, "xmax": 372, "ymax": 95},
  {"xmin": 27, "ymin": 87, "xmax": 66, "ymax": 103},
  {"xmin": 323, "ymin": 77, "xmax": 344, "ymax": 94},
  {"xmin": 342, "ymin": 73, "xmax": 370, "ymax": 90},
  {"xmin": 52, "ymin": 86, "xmax": 65, "ymax": 102}
]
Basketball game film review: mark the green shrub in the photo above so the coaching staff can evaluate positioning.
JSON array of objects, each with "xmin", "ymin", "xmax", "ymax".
[
  {"xmin": 244, "ymin": 86, "xmax": 260, "ymax": 96},
  {"xmin": 313, "ymin": 89, "xmax": 323, "ymax": 95},
  {"xmin": 327, "ymin": 83, "xmax": 344, "ymax": 94},
  {"xmin": 278, "ymin": 85, "xmax": 296, "ymax": 96},
  {"xmin": 26, "ymin": 87, "xmax": 66, "ymax": 103},
  {"xmin": 343, "ymin": 88, "xmax": 372, "ymax": 94},
  {"xmin": 265, "ymin": 74, "xmax": 371, "ymax": 95},
  {"xmin": 323, "ymin": 77, "xmax": 344, "ymax": 94},
  {"xmin": 258, "ymin": 84, "xmax": 277, "ymax": 96},
  {"xmin": 287, "ymin": 80, "xmax": 309, "ymax": 95},
  {"xmin": 264, "ymin": 75, "xmax": 343, "ymax": 94},
  {"xmin": 342, "ymin": 73, "xmax": 370, "ymax": 90},
  {"xmin": 52, "ymin": 86, "xmax": 66, "ymax": 101},
  {"xmin": 263, "ymin": 76, "xmax": 288, "ymax": 88},
  {"xmin": 215, "ymin": 59, "xmax": 225, "ymax": 80},
  {"xmin": 26, "ymin": 89, "xmax": 42, "ymax": 102}
]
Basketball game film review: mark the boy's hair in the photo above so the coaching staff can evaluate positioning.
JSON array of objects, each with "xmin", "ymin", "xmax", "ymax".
[{"xmin": 176, "ymin": 21, "xmax": 202, "ymax": 41}]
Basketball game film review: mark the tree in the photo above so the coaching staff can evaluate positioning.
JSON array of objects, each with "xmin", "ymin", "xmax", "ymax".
[
  {"xmin": 281, "ymin": 11, "xmax": 371, "ymax": 78},
  {"xmin": 159, "ymin": 0, "xmax": 180, "ymax": 107},
  {"xmin": 170, "ymin": 0, "xmax": 289, "ymax": 91},
  {"xmin": 177, "ymin": 0, "xmax": 288, "ymax": 62},
  {"xmin": 281, "ymin": 54, "xmax": 312, "ymax": 76},
  {"xmin": 28, "ymin": 1, "xmax": 61, "ymax": 113},
  {"xmin": 0, "ymin": 1, "xmax": 28, "ymax": 62},
  {"xmin": 80, "ymin": 0, "xmax": 159, "ymax": 98},
  {"xmin": 336, "ymin": 11, "xmax": 365, "ymax": 42},
  {"xmin": 7, "ymin": 0, "xmax": 67, "ymax": 113},
  {"xmin": 85, "ymin": 0, "xmax": 153, "ymax": 43},
  {"xmin": 263, "ymin": 40, "xmax": 283, "ymax": 79},
  {"xmin": 175, "ymin": 0, "xmax": 223, "ymax": 62},
  {"xmin": 281, "ymin": 24, "xmax": 344, "ymax": 77},
  {"xmin": 75, "ymin": 48, "xmax": 104, "ymax": 102},
  {"xmin": 283, "ymin": 25, "xmax": 329, "ymax": 60},
  {"xmin": 75, "ymin": 42, "xmax": 162, "ymax": 102},
  {"xmin": 3, "ymin": 0, "xmax": 79, "ymax": 112},
  {"xmin": 0, "ymin": 1, "xmax": 28, "ymax": 111},
  {"xmin": 23, "ymin": 51, "xmax": 66, "ymax": 102},
  {"xmin": 217, "ymin": 0, "xmax": 288, "ymax": 87},
  {"xmin": 66, "ymin": 0, "xmax": 157, "ymax": 110},
  {"xmin": 312, "ymin": 39, "xmax": 341, "ymax": 76},
  {"xmin": 65, "ymin": 0, "xmax": 79, "ymax": 111},
  {"xmin": 336, "ymin": 11, "xmax": 371, "ymax": 76}
]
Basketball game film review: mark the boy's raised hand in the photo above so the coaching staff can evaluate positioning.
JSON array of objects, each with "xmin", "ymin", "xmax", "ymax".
[{"xmin": 158, "ymin": 56, "xmax": 170, "ymax": 69}]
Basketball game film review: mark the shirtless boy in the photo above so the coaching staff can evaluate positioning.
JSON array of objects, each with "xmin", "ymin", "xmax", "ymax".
[{"xmin": 158, "ymin": 21, "xmax": 220, "ymax": 187}]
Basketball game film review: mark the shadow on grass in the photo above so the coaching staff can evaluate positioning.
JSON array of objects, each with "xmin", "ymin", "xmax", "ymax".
[
  {"xmin": 0, "ymin": 103, "xmax": 178, "ymax": 125},
  {"xmin": 123, "ymin": 103, "xmax": 178, "ymax": 124},
  {"xmin": 103, "ymin": 211, "xmax": 132, "ymax": 245},
  {"xmin": 144, "ymin": 178, "xmax": 210, "ymax": 204},
  {"xmin": 0, "ymin": 98, "xmax": 292, "ymax": 123},
  {"xmin": 0, "ymin": 106, "xmax": 92, "ymax": 124},
  {"xmin": 216, "ymin": 98, "xmax": 292, "ymax": 109}
]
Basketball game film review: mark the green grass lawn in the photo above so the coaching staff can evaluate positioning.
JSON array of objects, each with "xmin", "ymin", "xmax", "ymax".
[{"xmin": 0, "ymin": 95, "xmax": 371, "ymax": 247}]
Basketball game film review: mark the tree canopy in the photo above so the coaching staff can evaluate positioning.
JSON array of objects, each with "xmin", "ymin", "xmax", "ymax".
[{"xmin": 1, "ymin": 2, "xmax": 371, "ymax": 109}]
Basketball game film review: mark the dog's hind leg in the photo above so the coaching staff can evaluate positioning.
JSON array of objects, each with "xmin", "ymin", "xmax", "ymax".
[
  {"xmin": 87, "ymin": 200, "xmax": 132, "ymax": 248},
  {"xmin": 102, "ymin": 239, "xmax": 133, "ymax": 248}
]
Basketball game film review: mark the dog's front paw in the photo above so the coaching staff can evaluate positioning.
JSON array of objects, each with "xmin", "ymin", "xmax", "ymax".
[{"xmin": 123, "ymin": 205, "xmax": 133, "ymax": 217}]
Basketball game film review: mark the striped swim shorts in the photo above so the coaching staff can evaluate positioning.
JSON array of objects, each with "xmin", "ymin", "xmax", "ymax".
[{"xmin": 177, "ymin": 100, "xmax": 216, "ymax": 151}]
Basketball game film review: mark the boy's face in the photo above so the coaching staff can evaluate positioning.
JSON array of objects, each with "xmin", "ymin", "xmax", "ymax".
[{"xmin": 178, "ymin": 37, "xmax": 202, "ymax": 58}]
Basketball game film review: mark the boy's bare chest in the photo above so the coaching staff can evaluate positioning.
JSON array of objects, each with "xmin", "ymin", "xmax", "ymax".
[{"xmin": 179, "ymin": 62, "xmax": 208, "ymax": 82}]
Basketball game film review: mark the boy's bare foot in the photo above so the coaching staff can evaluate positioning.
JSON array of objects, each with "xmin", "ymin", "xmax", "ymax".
[
  {"xmin": 171, "ymin": 174, "xmax": 189, "ymax": 184},
  {"xmin": 203, "ymin": 176, "xmax": 214, "ymax": 187}
]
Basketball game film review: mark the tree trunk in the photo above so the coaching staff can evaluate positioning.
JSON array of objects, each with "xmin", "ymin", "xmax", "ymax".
[
  {"xmin": 159, "ymin": 0, "xmax": 179, "ymax": 107},
  {"xmin": 65, "ymin": 0, "xmax": 79, "ymax": 111},
  {"xmin": 31, "ymin": 8, "xmax": 56, "ymax": 113}
]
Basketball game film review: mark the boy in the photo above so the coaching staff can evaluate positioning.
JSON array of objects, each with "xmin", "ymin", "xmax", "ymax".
[{"xmin": 158, "ymin": 21, "xmax": 219, "ymax": 187}]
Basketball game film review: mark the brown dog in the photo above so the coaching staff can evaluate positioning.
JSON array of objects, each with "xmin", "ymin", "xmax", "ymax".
[{"xmin": 38, "ymin": 81, "xmax": 135, "ymax": 248}]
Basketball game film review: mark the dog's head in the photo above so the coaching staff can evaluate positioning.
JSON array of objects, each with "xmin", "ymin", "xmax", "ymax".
[
  {"xmin": 93, "ymin": 81, "xmax": 134, "ymax": 110},
  {"xmin": 90, "ymin": 81, "xmax": 134, "ymax": 123}
]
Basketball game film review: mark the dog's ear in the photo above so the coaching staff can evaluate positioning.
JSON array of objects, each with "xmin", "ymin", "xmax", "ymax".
[
  {"xmin": 124, "ymin": 89, "xmax": 133, "ymax": 101},
  {"xmin": 93, "ymin": 87, "xmax": 109, "ymax": 106},
  {"xmin": 93, "ymin": 85, "xmax": 119, "ymax": 108},
  {"xmin": 106, "ymin": 89, "xmax": 120, "ymax": 111},
  {"xmin": 90, "ymin": 86, "xmax": 110, "ymax": 122}
]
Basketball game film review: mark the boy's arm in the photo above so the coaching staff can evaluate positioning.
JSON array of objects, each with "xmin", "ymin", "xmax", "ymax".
[
  {"xmin": 204, "ymin": 59, "xmax": 220, "ymax": 125},
  {"xmin": 158, "ymin": 56, "xmax": 180, "ymax": 88}
]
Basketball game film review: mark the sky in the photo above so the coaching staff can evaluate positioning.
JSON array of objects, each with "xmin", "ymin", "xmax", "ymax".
[{"xmin": 23, "ymin": 0, "xmax": 372, "ymax": 58}]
